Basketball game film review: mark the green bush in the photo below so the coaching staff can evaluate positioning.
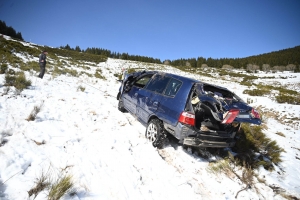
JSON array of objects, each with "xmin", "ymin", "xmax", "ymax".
[
  {"xmin": 256, "ymin": 84, "xmax": 298, "ymax": 96},
  {"xmin": 127, "ymin": 68, "xmax": 138, "ymax": 74},
  {"xmin": 114, "ymin": 73, "xmax": 122, "ymax": 80},
  {"xmin": 95, "ymin": 68, "xmax": 106, "ymax": 80},
  {"xmin": 8, "ymin": 68, "xmax": 15, "ymax": 75},
  {"xmin": 4, "ymin": 72, "xmax": 31, "ymax": 92},
  {"xmin": 15, "ymin": 72, "xmax": 31, "ymax": 90},
  {"xmin": 65, "ymin": 68, "xmax": 78, "ymax": 77},
  {"xmin": 276, "ymin": 93, "xmax": 300, "ymax": 105},
  {"xmin": 233, "ymin": 123, "xmax": 285, "ymax": 170},
  {"xmin": 20, "ymin": 61, "xmax": 40, "ymax": 72},
  {"xmin": 243, "ymin": 89, "xmax": 270, "ymax": 96},
  {"xmin": 0, "ymin": 63, "xmax": 8, "ymax": 74},
  {"xmin": 43, "ymin": 46, "xmax": 107, "ymax": 64},
  {"xmin": 4, "ymin": 74, "xmax": 16, "ymax": 86},
  {"xmin": 77, "ymin": 85, "xmax": 85, "ymax": 92},
  {"xmin": 79, "ymin": 71, "xmax": 92, "ymax": 77}
]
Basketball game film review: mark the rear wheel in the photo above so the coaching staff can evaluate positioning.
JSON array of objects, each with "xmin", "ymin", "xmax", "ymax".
[{"xmin": 145, "ymin": 118, "xmax": 166, "ymax": 149}]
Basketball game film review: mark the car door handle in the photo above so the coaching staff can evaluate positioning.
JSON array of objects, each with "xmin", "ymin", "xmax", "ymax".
[
  {"xmin": 153, "ymin": 101, "xmax": 159, "ymax": 106},
  {"xmin": 134, "ymin": 93, "xmax": 138, "ymax": 97}
]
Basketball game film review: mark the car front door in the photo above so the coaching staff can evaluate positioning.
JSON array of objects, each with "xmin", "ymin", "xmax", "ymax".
[
  {"xmin": 137, "ymin": 74, "xmax": 171, "ymax": 124},
  {"xmin": 123, "ymin": 74, "xmax": 153, "ymax": 115}
]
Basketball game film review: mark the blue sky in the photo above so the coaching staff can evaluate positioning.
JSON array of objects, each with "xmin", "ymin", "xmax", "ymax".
[{"xmin": 0, "ymin": 0, "xmax": 299, "ymax": 61}]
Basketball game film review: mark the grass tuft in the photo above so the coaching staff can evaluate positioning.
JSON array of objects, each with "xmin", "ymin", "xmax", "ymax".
[
  {"xmin": 26, "ymin": 101, "xmax": 44, "ymax": 121},
  {"xmin": 77, "ymin": 85, "xmax": 85, "ymax": 92},
  {"xmin": 28, "ymin": 171, "xmax": 51, "ymax": 199},
  {"xmin": 48, "ymin": 175, "xmax": 74, "ymax": 200}
]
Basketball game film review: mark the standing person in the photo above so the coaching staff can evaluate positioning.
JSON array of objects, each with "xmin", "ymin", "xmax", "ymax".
[{"xmin": 38, "ymin": 50, "xmax": 48, "ymax": 79}]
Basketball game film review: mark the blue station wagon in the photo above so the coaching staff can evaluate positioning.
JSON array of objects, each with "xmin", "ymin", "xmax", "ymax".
[{"xmin": 117, "ymin": 70, "xmax": 261, "ymax": 149}]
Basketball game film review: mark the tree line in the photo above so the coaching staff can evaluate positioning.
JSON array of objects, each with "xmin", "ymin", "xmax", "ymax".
[
  {"xmin": 0, "ymin": 20, "xmax": 23, "ymax": 41},
  {"xmin": 167, "ymin": 46, "xmax": 300, "ymax": 72},
  {"xmin": 59, "ymin": 44, "xmax": 162, "ymax": 64}
]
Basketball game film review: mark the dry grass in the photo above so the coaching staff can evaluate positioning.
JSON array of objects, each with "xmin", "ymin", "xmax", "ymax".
[
  {"xmin": 28, "ymin": 171, "xmax": 51, "ymax": 199},
  {"xmin": 2, "ymin": 86, "xmax": 10, "ymax": 95},
  {"xmin": 48, "ymin": 175, "xmax": 74, "ymax": 200},
  {"xmin": 275, "ymin": 132, "xmax": 286, "ymax": 137},
  {"xmin": 26, "ymin": 101, "xmax": 44, "ymax": 121},
  {"xmin": 77, "ymin": 85, "xmax": 85, "ymax": 92},
  {"xmin": 27, "ymin": 166, "xmax": 75, "ymax": 200},
  {"xmin": 207, "ymin": 159, "xmax": 235, "ymax": 179}
]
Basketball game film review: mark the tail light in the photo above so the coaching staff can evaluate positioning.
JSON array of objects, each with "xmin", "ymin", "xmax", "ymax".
[
  {"xmin": 222, "ymin": 109, "xmax": 239, "ymax": 124},
  {"xmin": 251, "ymin": 108, "xmax": 260, "ymax": 119},
  {"xmin": 178, "ymin": 111, "xmax": 195, "ymax": 126}
]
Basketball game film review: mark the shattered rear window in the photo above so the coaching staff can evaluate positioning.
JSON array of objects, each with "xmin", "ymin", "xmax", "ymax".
[{"xmin": 164, "ymin": 78, "xmax": 182, "ymax": 97}]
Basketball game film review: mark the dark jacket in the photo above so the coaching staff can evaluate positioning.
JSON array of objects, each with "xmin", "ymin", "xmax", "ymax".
[{"xmin": 39, "ymin": 53, "xmax": 47, "ymax": 65}]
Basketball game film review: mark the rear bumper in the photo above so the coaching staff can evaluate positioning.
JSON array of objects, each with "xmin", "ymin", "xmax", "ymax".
[
  {"xmin": 183, "ymin": 137, "xmax": 236, "ymax": 148},
  {"xmin": 166, "ymin": 122, "xmax": 238, "ymax": 148},
  {"xmin": 183, "ymin": 127, "xmax": 238, "ymax": 148}
]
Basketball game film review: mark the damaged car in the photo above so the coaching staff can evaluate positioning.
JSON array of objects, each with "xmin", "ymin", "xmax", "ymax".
[{"xmin": 117, "ymin": 70, "xmax": 261, "ymax": 149}]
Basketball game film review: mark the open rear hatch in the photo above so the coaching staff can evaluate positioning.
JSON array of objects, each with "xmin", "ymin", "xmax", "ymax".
[{"xmin": 183, "ymin": 83, "xmax": 261, "ymax": 148}]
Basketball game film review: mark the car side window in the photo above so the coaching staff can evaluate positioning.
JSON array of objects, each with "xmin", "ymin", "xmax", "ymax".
[
  {"xmin": 145, "ymin": 74, "xmax": 171, "ymax": 94},
  {"xmin": 164, "ymin": 78, "xmax": 182, "ymax": 97},
  {"xmin": 133, "ymin": 74, "xmax": 153, "ymax": 88}
]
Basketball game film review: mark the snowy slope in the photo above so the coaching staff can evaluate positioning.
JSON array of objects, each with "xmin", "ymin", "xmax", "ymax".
[{"xmin": 0, "ymin": 37, "xmax": 300, "ymax": 199}]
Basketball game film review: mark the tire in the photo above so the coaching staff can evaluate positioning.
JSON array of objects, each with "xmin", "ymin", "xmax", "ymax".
[
  {"xmin": 117, "ymin": 92, "xmax": 120, "ymax": 100},
  {"xmin": 118, "ymin": 98, "xmax": 126, "ymax": 112},
  {"xmin": 145, "ymin": 118, "xmax": 166, "ymax": 149}
]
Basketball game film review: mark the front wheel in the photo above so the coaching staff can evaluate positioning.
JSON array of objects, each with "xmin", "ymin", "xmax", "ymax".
[
  {"xmin": 118, "ymin": 98, "xmax": 126, "ymax": 112},
  {"xmin": 145, "ymin": 118, "xmax": 166, "ymax": 149}
]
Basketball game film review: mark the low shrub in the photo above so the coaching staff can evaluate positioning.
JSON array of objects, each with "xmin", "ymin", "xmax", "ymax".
[
  {"xmin": 233, "ymin": 123, "xmax": 285, "ymax": 170},
  {"xmin": 14, "ymin": 72, "xmax": 32, "ymax": 91},
  {"xmin": 4, "ymin": 72, "xmax": 31, "ymax": 92},
  {"xmin": 95, "ymin": 68, "xmax": 106, "ymax": 80},
  {"xmin": 243, "ymin": 89, "xmax": 270, "ymax": 96},
  {"xmin": 0, "ymin": 63, "xmax": 8, "ymax": 74},
  {"xmin": 4, "ymin": 74, "xmax": 16, "ymax": 86},
  {"xmin": 4, "ymin": 72, "xmax": 31, "ymax": 93},
  {"xmin": 65, "ymin": 68, "xmax": 78, "ymax": 77},
  {"xmin": 77, "ymin": 85, "xmax": 85, "ymax": 92},
  {"xmin": 20, "ymin": 61, "xmax": 40, "ymax": 72},
  {"xmin": 7, "ymin": 68, "xmax": 15, "ymax": 75},
  {"xmin": 79, "ymin": 71, "xmax": 92, "ymax": 77},
  {"xmin": 114, "ymin": 73, "xmax": 122, "ymax": 80},
  {"xmin": 52, "ymin": 66, "xmax": 65, "ymax": 77},
  {"xmin": 276, "ymin": 93, "xmax": 300, "ymax": 105}
]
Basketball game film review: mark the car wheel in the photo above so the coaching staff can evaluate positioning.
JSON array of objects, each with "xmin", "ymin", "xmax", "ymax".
[
  {"xmin": 117, "ymin": 92, "xmax": 120, "ymax": 100},
  {"xmin": 145, "ymin": 118, "xmax": 166, "ymax": 149},
  {"xmin": 118, "ymin": 98, "xmax": 126, "ymax": 112}
]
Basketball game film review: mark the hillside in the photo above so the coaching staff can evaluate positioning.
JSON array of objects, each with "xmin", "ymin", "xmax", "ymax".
[{"xmin": 0, "ymin": 35, "xmax": 300, "ymax": 200}]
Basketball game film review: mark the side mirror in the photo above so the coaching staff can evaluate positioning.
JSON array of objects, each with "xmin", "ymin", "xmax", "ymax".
[{"xmin": 124, "ymin": 84, "xmax": 131, "ymax": 92}]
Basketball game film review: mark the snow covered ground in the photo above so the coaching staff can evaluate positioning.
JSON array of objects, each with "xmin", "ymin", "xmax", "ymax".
[{"xmin": 0, "ymin": 38, "xmax": 300, "ymax": 199}]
